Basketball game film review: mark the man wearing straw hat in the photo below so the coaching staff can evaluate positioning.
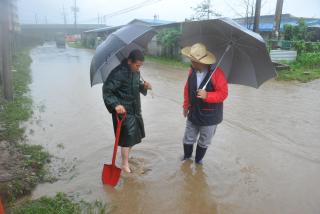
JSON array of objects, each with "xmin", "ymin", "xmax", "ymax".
[{"xmin": 181, "ymin": 43, "xmax": 228, "ymax": 165}]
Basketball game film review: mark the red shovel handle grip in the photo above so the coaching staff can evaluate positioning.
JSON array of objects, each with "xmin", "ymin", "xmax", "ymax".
[{"xmin": 116, "ymin": 112, "xmax": 126, "ymax": 123}]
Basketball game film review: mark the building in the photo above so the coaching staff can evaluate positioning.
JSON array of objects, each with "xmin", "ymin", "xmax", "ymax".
[
  {"xmin": 81, "ymin": 18, "xmax": 178, "ymax": 50},
  {"xmin": 18, "ymin": 24, "xmax": 106, "ymax": 47},
  {"xmin": 234, "ymin": 14, "xmax": 320, "ymax": 40}
]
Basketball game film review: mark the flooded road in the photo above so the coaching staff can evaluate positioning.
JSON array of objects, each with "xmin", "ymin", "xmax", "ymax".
[{"xmin": 26, "ymin": 43, "xmax": 320, "ymax": 214}]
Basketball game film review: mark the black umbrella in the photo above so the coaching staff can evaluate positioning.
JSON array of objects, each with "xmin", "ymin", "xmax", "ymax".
[
  {"xmin": 180, "ymin": 17, "xmax": 277, "ymax": 89},
  {"xmin": 90, "ymin": 23, "xmax": 157, "ymax": 86}
]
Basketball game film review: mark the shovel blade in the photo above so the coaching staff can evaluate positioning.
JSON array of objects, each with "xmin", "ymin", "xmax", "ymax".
[{"xmin": 102, "ymin": 164, "xmax": 121, "ymax": 186}]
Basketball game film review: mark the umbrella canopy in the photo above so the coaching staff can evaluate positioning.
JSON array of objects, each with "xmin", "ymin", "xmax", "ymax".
[
  {"xmin": 90, "ymin": 23, "xmax": 157, "ymax": 86},
  {"xmin": 180, "ymin": 17, "xmax": 277, "ymax": 88}
]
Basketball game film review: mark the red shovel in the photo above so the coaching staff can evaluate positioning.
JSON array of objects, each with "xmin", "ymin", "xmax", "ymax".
[
  {"xmin": 102, "ymin": 113, "xmax": 126, "ymax": 186},
  {"xmin": 0, "ymin": 198, "xmax": 5, "ymax": 214}
]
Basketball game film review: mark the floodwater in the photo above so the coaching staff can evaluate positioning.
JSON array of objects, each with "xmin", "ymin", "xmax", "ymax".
[{"xmin": 26, "ymin": 43, "xmax": 320, "ymax": 214}]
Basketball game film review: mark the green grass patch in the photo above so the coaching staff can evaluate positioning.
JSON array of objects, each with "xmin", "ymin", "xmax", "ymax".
[
  {"xmin": 67, "ymin": 41, "xmax": 86, "ymax": 49},
  {"xmin": 4, "ymin": 143, "xmax": 51, "ymax": 203},
  {"xmin": 276, "ymin": 67, "xmax": 320, "ymax": 82},
  {"xmin": 10, "ymin": 193, "xmax": 110, "ymax": 214},
  {"xmin": 276, "ymin": 52, "xmax": 320, "ymax": 82},
  {"xmin": 17, "ymin": 144, "xmax": 50, "ymax": 172},
  {"xmin": 0, "ymin": 49, "xmax": 33, "ymax": 142},
  {"xmin": 0, "ymin": 49, "xmax": 53, "ymax": 203},
  {"xmin": 145, "ymin": 55, "xmax": 190, "ymax": 69}
]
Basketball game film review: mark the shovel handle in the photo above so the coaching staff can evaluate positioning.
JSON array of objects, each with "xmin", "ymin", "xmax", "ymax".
[
  {"xmin": 112, "ymin": 113, "xmax": 126, "ymax": 166},
  {"xmin": 116, "ymin": 112, "xmax": 126, "ymax": 123}
]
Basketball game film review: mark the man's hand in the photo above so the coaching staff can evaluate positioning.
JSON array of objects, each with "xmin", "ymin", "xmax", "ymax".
[
  {"xmin": 115, "ymin": 105, "xmax": 126, "ymax": 114},
  {"xmin": 183, "ymin": 108, "xmax": 188, "ymax": 117},
  {"xmin": 197, "ymin": 89, "xmax": 207, "ymax": 99},
  {"xmin": 143, "ymin": 81, "xmax": 152, "ymax": 90}
]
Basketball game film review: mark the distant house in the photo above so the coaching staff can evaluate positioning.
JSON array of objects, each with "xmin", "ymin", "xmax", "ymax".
[
  {"xmin": 81, "ymin": 18, "xmax": 178, "ymax": 51},
  {"xmin": 234, "ymin": 14, "xmax": 320, "ymax": 40},
  {"xmin": 18, "ymin": 24, "xmax": 106, "ymax": 48},
  {"xmin": 128, "ymin": 19, "xmax": 182, "ymax": 57},
  {"xmin": 128, "ymin": 18, "xmax": 175, "ymax": 26},
  {"xmin": 81, "ymin": 26, "xmax": 123, "ymax": 48}
]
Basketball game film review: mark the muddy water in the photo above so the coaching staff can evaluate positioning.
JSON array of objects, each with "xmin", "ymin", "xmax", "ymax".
[{"xmin": 26, "ymin": 43, "xmax": 320, "ymax": 214}]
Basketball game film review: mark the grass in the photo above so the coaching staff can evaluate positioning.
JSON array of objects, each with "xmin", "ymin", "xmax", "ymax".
[
  {"xmin": 276, "ymin": 52, "xmax": 320, "ymax": 82},
  {"xmin": 0, "ymin": 49, "xmax": 33, "ymax": 142},
  {"xmin": 145, "ymin": 55, "xmax": 190, "ymax": 69},
  {"xmin": 67, "ymin": 41, "xmax": 86, "ymax": 49},
  {"xmin": 4, "ymin": 144, "xmax": 51, "ymax": 203},
  {"xmin": 276, "ymin": 67, "xmax": 320, "ymax": 82},
  {"xmin": 0, "ymin": 49, "xmax": 52, "ymax": 203},
  {"xmin": 9, "ymin": 193, "xmax": 110, "ymax": 214}
]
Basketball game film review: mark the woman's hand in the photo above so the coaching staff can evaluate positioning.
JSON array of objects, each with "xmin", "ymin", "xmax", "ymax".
[{"xmin": 115, "ymin": 105, "xmax": 126, "ymax": 114}]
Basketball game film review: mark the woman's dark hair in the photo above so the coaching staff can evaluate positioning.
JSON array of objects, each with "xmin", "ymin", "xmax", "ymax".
[{"xmin": 128, "ymin": 49, "xmax": 144, "ymax": 62}]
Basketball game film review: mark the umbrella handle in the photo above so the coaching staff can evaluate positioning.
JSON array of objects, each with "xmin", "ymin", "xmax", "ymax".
[
  {"xmin": 201, "ymin": 44, "xmax": 232, "ymax": 90},
  {"xmin": 112, "ymin": 113, "xmax": 127, "ymax": 166}
]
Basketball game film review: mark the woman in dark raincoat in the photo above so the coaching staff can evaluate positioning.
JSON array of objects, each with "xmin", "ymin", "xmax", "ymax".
[{"xmin": 102, "ymin": 50, "xmax": 152, "ymax": 173}]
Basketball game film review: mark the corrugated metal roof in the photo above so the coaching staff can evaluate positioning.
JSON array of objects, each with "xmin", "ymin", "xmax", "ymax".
[
  {"xmin": 134, "ymin": 19, "xmax": 175, "ymax": 26},
  {"xmin": 235, "ymin": 14, "xmax": 320, "ymax": 32},
  {"xmin": 84, "ymin": 18, "xmax": 176, "ymax": 34},
  {"xmin": 83, "ymin": 25, "xmax": 123, "ymax": 33}
]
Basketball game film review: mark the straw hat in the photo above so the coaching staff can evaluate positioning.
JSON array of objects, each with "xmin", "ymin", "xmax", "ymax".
[{"xmin": 181, "ymin": 43, "xmax": 216, "ymax": 65}]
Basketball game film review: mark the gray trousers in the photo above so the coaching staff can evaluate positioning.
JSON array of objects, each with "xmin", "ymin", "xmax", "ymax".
[{"xmin": 183, "ymin": 120, "xmax": 217, "ymax": 148}]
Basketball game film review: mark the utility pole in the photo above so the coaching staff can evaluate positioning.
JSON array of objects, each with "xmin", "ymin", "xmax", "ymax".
[
  {"xmin": 207, "ymin": 0, "xmax": 211, "ymax": 20},
  {"xmin": 245, "ymin": 3, "xmax": 249, "ymax": 28},
  {"xmin": 71, "ymin": 0, "xmax": 79, "ymax": 32},
  {"xmin": 34, "ymin": 13, "xmax": 38, "ymax": 24},
  {"xmin": 253, "ymin": 0, "xmax": 261, "ymax": 33},
  {"xmin": 62, "ymin": 6, "xmax": 67, "ymax": 25},
  {"xmin": 0, "ymin": 0, "xmax": 13, "ymax": 100},
  {"xmin": 103, "ymin": 15, "xmax": 106, "ymax": 25},
  {"xmin": 272, "ymin": 0, "xmax": 284, "ymax": 39}
]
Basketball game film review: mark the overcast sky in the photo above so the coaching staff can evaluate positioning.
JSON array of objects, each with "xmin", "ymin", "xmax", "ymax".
[{"xmin": 18, "ymin": 0, "xmax": 320, "ymax": 25}]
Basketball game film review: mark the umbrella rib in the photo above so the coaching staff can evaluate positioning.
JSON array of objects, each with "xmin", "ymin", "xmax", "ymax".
[
  {"xmin": 215, "ymin": 41, "xmax": 231, "ymax": 49},
  {"xmin": 232, "ymin": 33, "xmax": 250, "ymax": 44},
  {"xmin": 116, "ymin": 28, "xmax": 155, "ymax": 45},
  {"xmin": 230, "ymin": 25, "xmax": 233, "ymax": 41}
]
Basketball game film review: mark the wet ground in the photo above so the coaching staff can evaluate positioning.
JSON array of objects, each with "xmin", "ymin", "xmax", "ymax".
[{"xmin": 25, "ymin": 43, "xmax": 320, "ymax": 214}]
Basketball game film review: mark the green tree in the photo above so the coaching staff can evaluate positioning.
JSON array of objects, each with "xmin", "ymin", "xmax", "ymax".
[
  {"xmin": 284, "ymin": 24, "xmax": 294, "ymax": 40},
  {"xmin": 157, "ymin": 28, "xmax": 181, "ymax": 57},
  {"xmin": 284, "ymin": 18, "xmax": 313, "ymax": 41}
]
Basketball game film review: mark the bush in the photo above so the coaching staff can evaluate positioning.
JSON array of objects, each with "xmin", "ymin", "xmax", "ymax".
[
  {"xmin": 157, "ymin": 28, "xmax": 181, "ymax": 57},
  {"xmin": 10, "ymin": 193, "xmax": 109, "ymax": 214},
  {"xmin": 292, "ymin": 40, "xmax": 320, "ymax": 55},
  {"xmin": 277, "ymin": 52, "xmax": 320, "ymax": 82},
  {"xmin": 296, "ymin": 52, "xmax": 320, "ymax": 68}
]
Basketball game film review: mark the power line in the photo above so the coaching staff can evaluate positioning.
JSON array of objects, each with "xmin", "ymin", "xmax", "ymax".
[
  {"xmin": 103, "ymin": 0, "xmax": 162, "ymax": 19},
  {"xmin": 80, "ymin": 0, "xmax": 166, "ymax": 24},
  {"xmin": 225, "ymin": 1, "xmax": 245, "ymax": 18}
]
